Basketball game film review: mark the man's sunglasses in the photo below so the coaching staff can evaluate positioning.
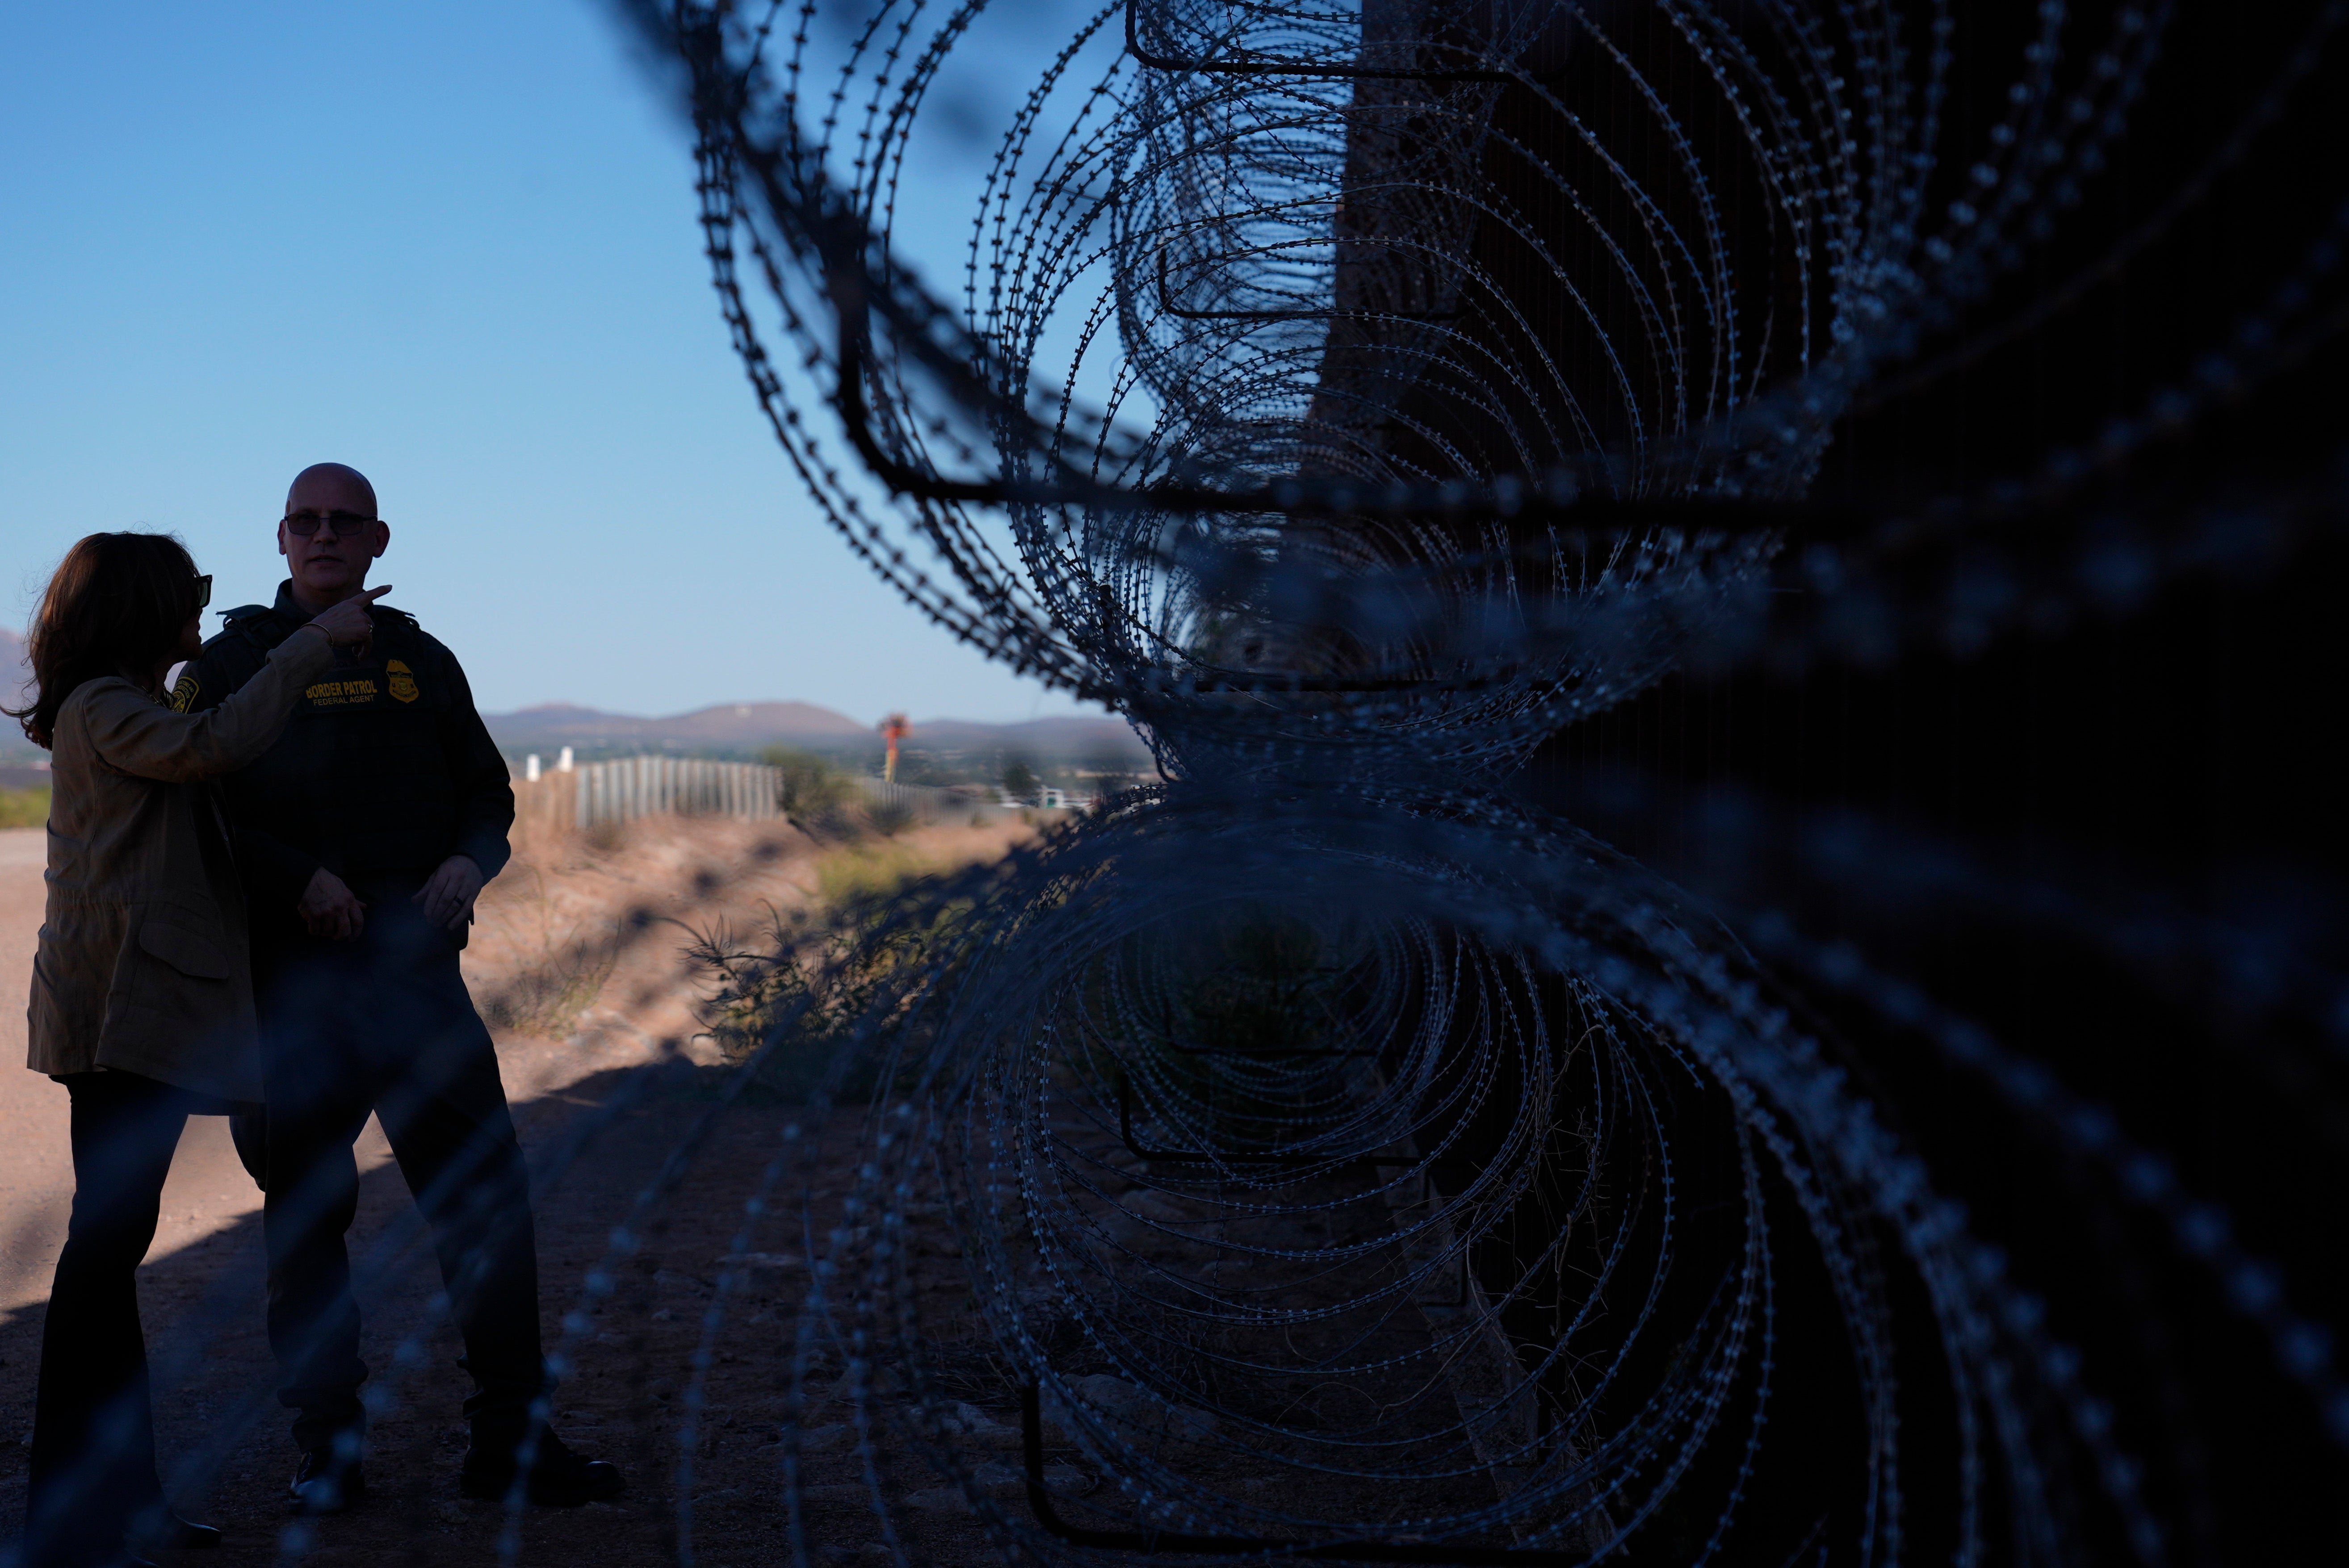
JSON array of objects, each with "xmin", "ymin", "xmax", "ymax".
[{"xmin": 282, "ymin": 510, "xmax": 381, "ymax": 538}]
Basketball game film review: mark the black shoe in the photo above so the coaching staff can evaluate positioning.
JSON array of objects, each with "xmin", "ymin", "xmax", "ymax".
[
  {"xmin": 288, "ymin": 1451, "xmax": 366, "ymax": 1514},
  {"xmin": 118, "ymin": 1517, "xmax": 221, "ymax": 1557},
  {"xmin": 459, "ymin": 1426, "xmax": 625, "ymax": 1507}
]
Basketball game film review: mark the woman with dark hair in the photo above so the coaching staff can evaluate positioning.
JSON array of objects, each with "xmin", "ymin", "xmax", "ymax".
[{"xmin": 5, "ymin": 532, "xmax": 382, "ymax": 1567}]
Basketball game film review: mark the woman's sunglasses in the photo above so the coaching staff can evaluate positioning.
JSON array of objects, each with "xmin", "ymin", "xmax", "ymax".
[{"xmin": 193, "ymin": 573, "xmax": 211, "ymax": 612}]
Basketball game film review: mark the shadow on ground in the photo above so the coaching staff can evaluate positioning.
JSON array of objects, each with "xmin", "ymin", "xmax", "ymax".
[{"xmin": 0, "ymin": 1060, "xmax": 845, "ymax": 1568}]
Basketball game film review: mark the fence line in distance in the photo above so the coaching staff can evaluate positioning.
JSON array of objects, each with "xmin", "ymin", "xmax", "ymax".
[{"xmin": 509, "ymin": 755, "xmax": 1023, "ymax": 834}]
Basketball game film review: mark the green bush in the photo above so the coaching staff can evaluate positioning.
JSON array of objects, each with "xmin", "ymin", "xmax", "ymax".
[
  {"xmin": 864, "ymin": 798, "xmax": 915, "ymax": 837},
  {"xmin": 0, "ymin": 786, "xmax": 50, "ymax": 830},
  {"xmin": 761, "ymin": 745, "xmax": 857, "ymax": 831}
]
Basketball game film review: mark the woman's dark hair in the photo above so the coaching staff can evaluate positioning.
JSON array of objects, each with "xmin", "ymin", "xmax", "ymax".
[{"xmin": 5, "ymin": 532, "xmax": 204, "ymax": 749}]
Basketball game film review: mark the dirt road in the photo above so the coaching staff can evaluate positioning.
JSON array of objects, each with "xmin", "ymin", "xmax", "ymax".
[{"xmin": 0, "ymin": 814, "xmax": 1035, "ymax": 1566}]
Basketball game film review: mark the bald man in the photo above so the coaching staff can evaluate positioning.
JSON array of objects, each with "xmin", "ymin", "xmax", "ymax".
[{"xmin": 174, "ymin": 464, "xmax": 622, "ymax": 1513}]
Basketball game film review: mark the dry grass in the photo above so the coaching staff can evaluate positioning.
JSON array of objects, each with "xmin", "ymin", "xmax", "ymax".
[
  {"xmin": 0, "ymin": 788, "xmax": 47, "ymax": 830},
  {"xmin": 676, "ymin": 825, "xmax": 1015, "ymax": 1096},
  {"xmin": 461, "ymin": 812, "xmax": 1037, "ymax": 1062},
  {"xmin": 813, "ymin": 837, "xmax": 960, "ymax": 906},
  {"xmin": 474, "ymin": 863, "xmax": 621, "ymax": 1039}
]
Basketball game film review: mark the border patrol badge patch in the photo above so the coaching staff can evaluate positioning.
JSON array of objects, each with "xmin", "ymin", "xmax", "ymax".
[
  {"xmin": 386, "ymin": 659, "xmax": 419, "ymax": 704},
  {"xmin": 170, "ymin": 672, "xmax": 199, "ymax": 713}
]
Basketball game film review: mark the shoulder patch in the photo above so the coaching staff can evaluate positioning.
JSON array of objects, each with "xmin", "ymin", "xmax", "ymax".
[
  {"xmin": 386, "ymin": 658, "xmax": 419, "ymax": 703},
  {"xmin": 169, "ymin": 671, "xmax": 199, "ymax": 713}
]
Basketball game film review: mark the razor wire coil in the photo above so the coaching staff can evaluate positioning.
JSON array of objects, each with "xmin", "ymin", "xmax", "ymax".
[
  {"xmin": 605, "ymin": 1, "xmax": 2349, "ymax": 1563},
  {"xmin": 144, "ymin": 4, "xmax": 2343, "ymax": 1566}
]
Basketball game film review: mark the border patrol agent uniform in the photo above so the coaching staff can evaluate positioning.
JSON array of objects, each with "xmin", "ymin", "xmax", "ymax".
[{"xmin": 174, "ymin": 582, "xmax": 545, "ymax": 1455}]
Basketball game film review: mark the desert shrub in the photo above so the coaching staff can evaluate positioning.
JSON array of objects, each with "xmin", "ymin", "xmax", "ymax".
[
  {"xmin": 864, "ymin": 798, "xmax": 915, "ymax": 837},
  {"xmin": 476, "ymin": 866, "xmax": 621, "ymax": 1038},
  {"xmin": 0, "ymin": 786, "xmax": 49, "ymax": 830},
  {"xmin": 482, "ymin": 943, "xmax": 618, "ymax": 1039},
  {"xmin": 687, "ymin": 901, "xmax": 967, "ymax": 1102},
  {"xmin": 688, "ymin": 843, "xmax": 982, "ymax": 1100},
  {"xmin": 762, "ymin": 745, "xmax": 857, "ymax": 831}
]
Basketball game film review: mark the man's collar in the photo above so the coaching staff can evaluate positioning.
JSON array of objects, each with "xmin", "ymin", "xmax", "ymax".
[{"xmin": 275, "ymin": 579, "xmax": 391, "ymax": 623}]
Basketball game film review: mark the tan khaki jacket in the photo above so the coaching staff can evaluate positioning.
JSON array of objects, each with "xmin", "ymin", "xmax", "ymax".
[{"xmin": 25, "ymin": 629, "xmax": 333, "ymax": 1100}]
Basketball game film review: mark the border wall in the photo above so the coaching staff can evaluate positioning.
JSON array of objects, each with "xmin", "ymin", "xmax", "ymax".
[{"xmin": 509, "ymin": 755, "xmax": 1011, "ymax": 835}]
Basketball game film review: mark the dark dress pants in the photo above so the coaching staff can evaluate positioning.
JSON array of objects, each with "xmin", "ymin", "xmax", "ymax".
[
  {"xmin": 237, "ymin": 883, "xmax": 546, "ymax": 1453},
  {"xmin": 23, "ymin": 1071, "xmax": 197, "ymax": 1568}
]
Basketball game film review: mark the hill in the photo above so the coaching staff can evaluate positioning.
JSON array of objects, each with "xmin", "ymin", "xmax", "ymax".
[
  {"xmin": 482, "ymin": 700, "xmax": 1148, "ymax": 767},
  {"xmin": 487, "ymin": 700, "xmax": 867, "ymax": 755},
  {"xmin": 0, "ymin": 624, "xmax": 1151, "ymax": 774}
]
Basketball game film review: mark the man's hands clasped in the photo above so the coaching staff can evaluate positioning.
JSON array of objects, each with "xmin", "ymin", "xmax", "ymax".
[
  {"xmin": 298, "ymin": 867, "xmax": 367, "ymax": 941},
  {"xmin": 298, "ymin": 855, "xmax": 482, "ymax": 941},
  {"xmin": 413, "ymin": 855, "xmax": 483, "ymax": 933}
]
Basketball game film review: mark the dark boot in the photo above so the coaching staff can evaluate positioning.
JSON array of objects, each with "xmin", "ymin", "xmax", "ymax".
[
  {"xmin": 165, "ymin": 1519, "xmax": 224, "ymax": 1549},
  {"xmin": 287, "ymin": 1432, "xmax": 366, "ymax": 1515},
  {"xmin": 458, "ymin": 1422, "xmax": 624, "ymax": 1507}
]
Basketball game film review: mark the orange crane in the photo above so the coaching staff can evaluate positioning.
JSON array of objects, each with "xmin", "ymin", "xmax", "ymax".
[{"xmin": 879, "ymin": 713, "xmax": 910, "ymax": 782}]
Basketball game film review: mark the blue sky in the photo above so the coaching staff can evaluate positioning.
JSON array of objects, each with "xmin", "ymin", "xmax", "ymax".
[{"xmin": 0, "ymin": 0, "xmax": 1103, "ymax": 724}]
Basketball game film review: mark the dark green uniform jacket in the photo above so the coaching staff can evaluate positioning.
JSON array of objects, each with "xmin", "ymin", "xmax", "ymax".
[{"xmin": 172, "ymin": 582, "xmax": 514, "ymax": 919}]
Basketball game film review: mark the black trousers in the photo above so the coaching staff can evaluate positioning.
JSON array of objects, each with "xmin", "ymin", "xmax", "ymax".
[
  {"xmin": 23, "ymin": 1070, "xmax": 197, "ymax": 1568},
  {"xmin": 236, "ymin": 882, "xmax": 546, "ymax": 1453}
]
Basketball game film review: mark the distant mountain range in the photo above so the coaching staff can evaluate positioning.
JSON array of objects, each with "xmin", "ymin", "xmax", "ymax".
[
  {"xmin": 0, "ymin": 625, "xmax": 1144, "ymax": 767},
  {"xmin": 0, "ymin": 629, "xmax": 36, "ymax": 775},
  {"xmin": 1, "ymin": 626, "xmax": 25, "ymax": 705},
  {"xmin": 482, "ymin": 700, "xmax": 1148, "ymax": 762}
]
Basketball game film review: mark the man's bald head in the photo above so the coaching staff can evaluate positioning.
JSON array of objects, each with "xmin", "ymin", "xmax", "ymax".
[
  {"xmin": 280, "ymin": 462, "xmax": 390, "ymax": 613},
  {"xmin": 286, "ymin": 462, "xmax": 377, "ymax": 519}
]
